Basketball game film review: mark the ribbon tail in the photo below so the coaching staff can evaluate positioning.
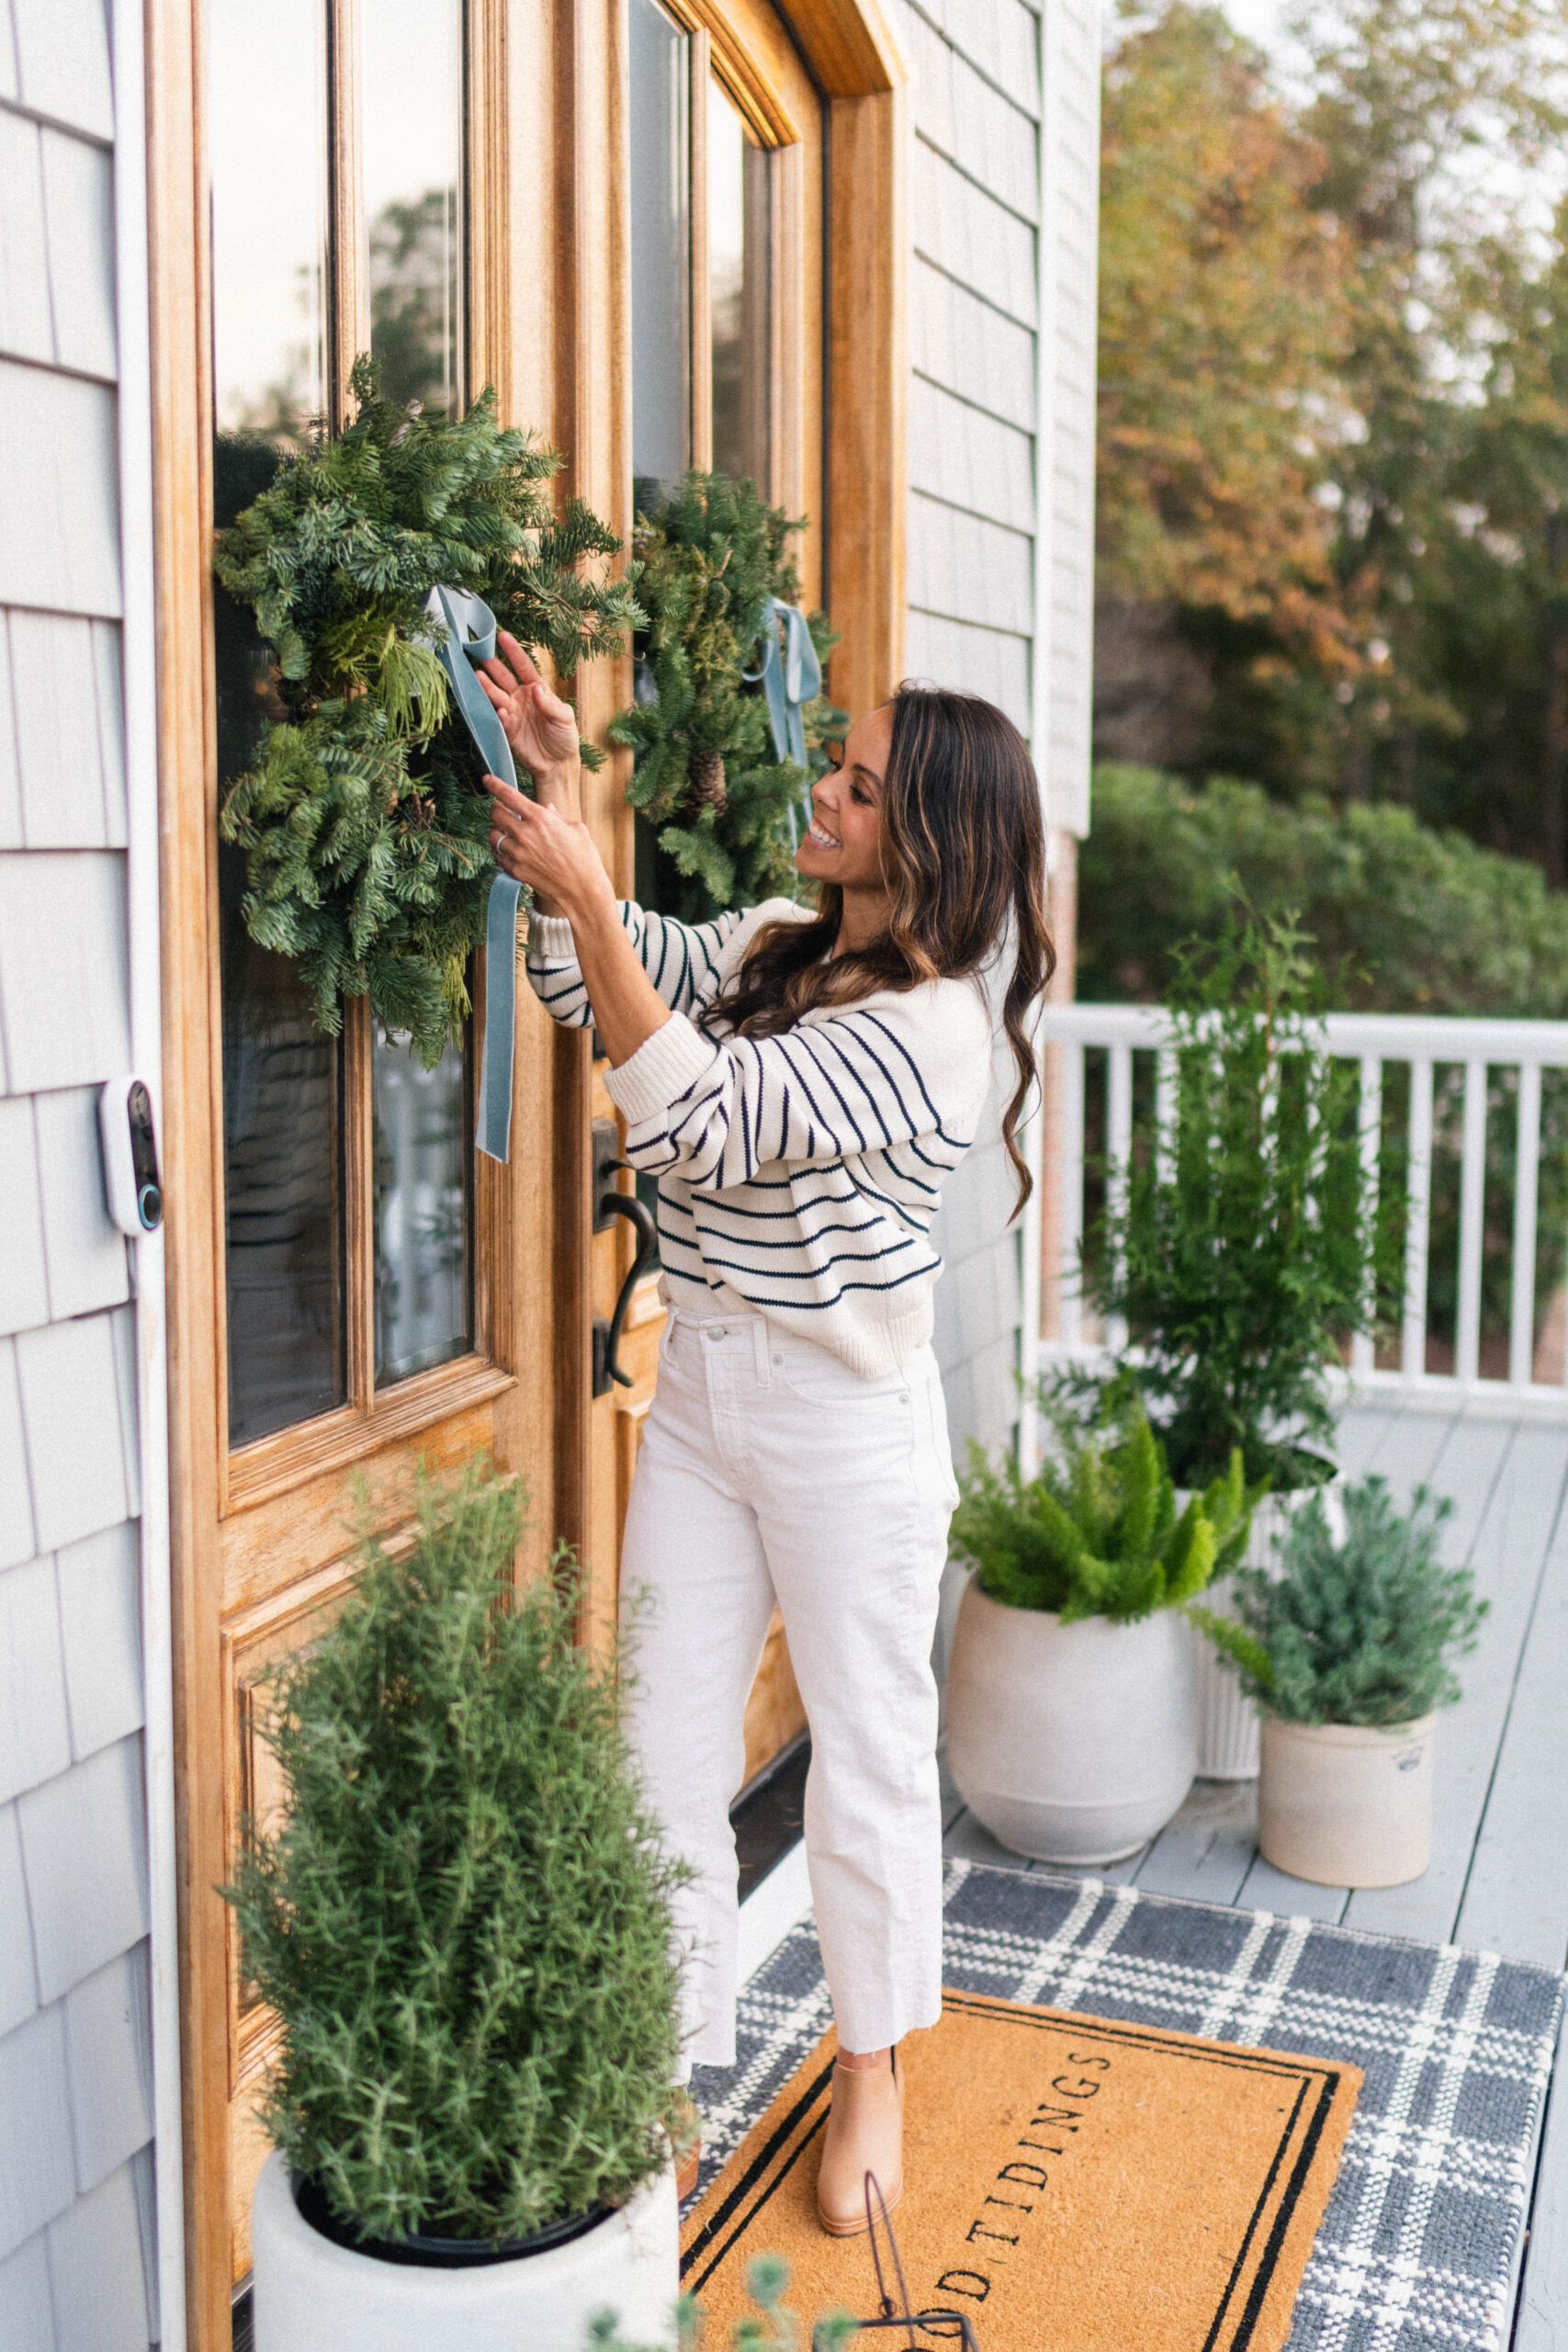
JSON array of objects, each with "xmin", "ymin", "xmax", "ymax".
[
  {"xmin": 477, "ymin": 873, "xmax": 523, "ymax": 1162},
  {"xmin": 428, "ymin": 582, "xmax": 521, "ymax": 1163}
]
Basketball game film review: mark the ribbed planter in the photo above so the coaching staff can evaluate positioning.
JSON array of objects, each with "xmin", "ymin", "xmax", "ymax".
[
  {"xmin": 1187, "ymin": 1481, "xmax": 1343, "ymax": 1780},
  {"xmin": 945, "ymin": 1580, "xmax": 1197, "ymax": 1864},
  {"xmin": 1258, "ymin": 1713, "xmax": 1435, "ymax": 1888},
  {"xmin": 251, "ymin": 2152, "xmax": 680, "ymax": 2352}
]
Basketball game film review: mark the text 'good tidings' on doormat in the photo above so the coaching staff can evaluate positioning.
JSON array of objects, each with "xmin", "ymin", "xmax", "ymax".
[{"xmin": 682, "ymin": 1990, "xmax": 1360, "ymax": 2351}]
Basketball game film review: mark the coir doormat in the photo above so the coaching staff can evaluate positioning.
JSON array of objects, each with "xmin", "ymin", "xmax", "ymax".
[
  {"xmin": 682, "ymin": 1992, "xmax": 1361, "ymax": 2350},
  {"xmin": 685, "ymin": 1860, "xmax": 1566, "ymax": 2352}
]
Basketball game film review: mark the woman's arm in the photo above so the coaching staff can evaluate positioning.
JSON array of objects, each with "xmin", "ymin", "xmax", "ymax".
[{"xmin": 605, "ymin": 986, "xmax": 994, "ymax": 1195}]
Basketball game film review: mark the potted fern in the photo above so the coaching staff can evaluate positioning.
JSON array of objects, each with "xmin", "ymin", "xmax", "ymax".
[
  {"xmin": 1191, "ymin": 1477, "xmax": 1487, "ymax": 1886},
  {"xmin": 1086, "ymin": 908, "xmax": 1382, "ymax": 1779},
  {"xmin": 944, "ymin": 1396, "xmax": 1258, "ymax": 1863},
  {"xmin": 231, "ymin": 1465, "xmax": 690, "ymax": 2352}
]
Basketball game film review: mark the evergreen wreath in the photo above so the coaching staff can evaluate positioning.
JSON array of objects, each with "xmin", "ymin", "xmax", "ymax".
[
  {"xmin": 609, "ymin": 472, "xmax": 845, "ymax": 922},
  {"xmin": 214, "ymin": 359, "xmax": 637, "ymax": 1063}
]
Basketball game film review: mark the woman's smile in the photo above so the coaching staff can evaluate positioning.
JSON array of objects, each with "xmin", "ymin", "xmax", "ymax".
[{"xmin": 805, "ymin": 815, "xmax": 841, "ymax": 850}]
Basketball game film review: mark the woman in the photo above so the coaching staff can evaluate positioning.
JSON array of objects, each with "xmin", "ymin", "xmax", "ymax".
[{"xmin": 480, "ymin": 637, "xmax": 1053, "ymax": 2233}]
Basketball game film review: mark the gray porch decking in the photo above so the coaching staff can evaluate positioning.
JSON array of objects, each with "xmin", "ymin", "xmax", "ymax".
[{"xmin": 939, "ymin": 1398, "xmax": 1568, "ymax": 2347}]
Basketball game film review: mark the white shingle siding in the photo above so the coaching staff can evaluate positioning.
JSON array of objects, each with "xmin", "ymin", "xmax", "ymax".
[
  {"xmin": 0, "ymin": 6, "xmax": 158, "ymax": 2340},
  {"xmin": 897, "ymin": 0, "xmax": 1099, "ymax": 1476}
]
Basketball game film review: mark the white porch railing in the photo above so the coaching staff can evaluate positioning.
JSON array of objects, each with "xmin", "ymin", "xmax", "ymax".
[{"xmin": 1037, "ymin": 1003, "xmax": 1568, "ymax": 1412}]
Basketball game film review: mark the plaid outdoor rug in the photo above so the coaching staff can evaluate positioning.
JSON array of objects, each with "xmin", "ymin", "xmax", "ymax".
[{"xmin": 687, "ymin": 1860, "xmax": 1565, "ymax": 2352}]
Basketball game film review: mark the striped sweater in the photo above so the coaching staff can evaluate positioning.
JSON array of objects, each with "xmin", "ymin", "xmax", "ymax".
[{"xmin": 525, "ymin": 898, "xmax": 996, "ymax": 1377}]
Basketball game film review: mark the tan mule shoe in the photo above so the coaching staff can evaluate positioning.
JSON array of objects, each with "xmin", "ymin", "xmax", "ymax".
[{"xmin": 816, "ymin": 2050, "xmax": 904, "ymax": 2236}]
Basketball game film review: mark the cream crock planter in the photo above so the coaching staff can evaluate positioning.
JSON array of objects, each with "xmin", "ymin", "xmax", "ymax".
[
  {"xmin": 1258, "ymin": 1713, "xmax": 1436, "ymax": 1888},
  {"xmin": 251, "ymin": 2152, "xmax": 681, "ymax": 2352},
  {"xmin": 945, "ymin": 1579, "xmax": 1198, "ymax": 1863}
]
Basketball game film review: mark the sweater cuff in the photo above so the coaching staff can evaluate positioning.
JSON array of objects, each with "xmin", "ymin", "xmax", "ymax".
[
  {"xmin": 604, "ymin": 1012, "xmax": 719, "ymax": 1127},
  {"xmin": 525, "ymin": 910, "xmax": 577, "ymax": 958}
]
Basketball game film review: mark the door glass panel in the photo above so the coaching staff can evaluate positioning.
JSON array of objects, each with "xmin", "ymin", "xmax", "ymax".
[
  {"xmin": 708, "ymin": 81, "xmax": 771, "ymax": 487},
  {"xmin": 210, "ymin": 0, "xmax": 346, "ymax": 1447},
  {"xmin": 209, "ymin": 0, "xmax": 328, "ymax": 441},
  {"xmin": 372, "ymin": 1025, "xmax": 472, "ymax": 1385},
  {"xmin": 629, "ymin": 0, "xmax": 691, "ymax": 488},
  {"xmin": 362, "ymin": 0, "xmax": 465, "ymax": 414}
]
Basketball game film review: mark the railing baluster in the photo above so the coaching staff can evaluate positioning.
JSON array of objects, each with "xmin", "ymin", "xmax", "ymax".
[
  {"xmin": 1156, "ymin": 1047, "xmax": 1177, "ymax": 1186},
  {"xmin": 1455, "ymin": 1059, "xmax": 1488, "ymax": 1383},
  {"xmin": 1058, "ymin": 1039, "xmax": 1085, "ymax": 1350},
  {"xmin": 1105, "ymin": 1043, "xmax": 1134, "ymax": 1356},
  {"xmin": 1511, "ymin": 1058, "xmax": 1541, "ymax": 1388},
  {"xmin": 1403, "ymin": 1057, "xmax": 1434, "ymax": 1378},
  {"xmin": 1351, "ymin": 1055, "xmax": 1382, "ymax": 1377}
]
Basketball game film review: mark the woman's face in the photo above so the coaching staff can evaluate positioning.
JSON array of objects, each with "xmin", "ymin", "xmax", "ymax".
[{"xmin": 795, "ymin": 704, "xmax": 893, "ymax": 894}]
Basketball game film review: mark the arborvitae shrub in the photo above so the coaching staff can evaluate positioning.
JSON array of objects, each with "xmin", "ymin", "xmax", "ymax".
[
  {"xmin": 951, "ymin": 1395, "xmax": 1258, "ymax": 1624},
  {"xmin": 223, "ymin": 1464, "xmax": 687, "ymax": 2241},
  {"xmin": 1190, "ymin": 1474, "xmax": 1488, "ymax": 1725}
]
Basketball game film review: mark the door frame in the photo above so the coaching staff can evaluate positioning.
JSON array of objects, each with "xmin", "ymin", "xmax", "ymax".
[{"xmin": 143, "ymin": 0, "xmax": 907, "ymax": 2339}]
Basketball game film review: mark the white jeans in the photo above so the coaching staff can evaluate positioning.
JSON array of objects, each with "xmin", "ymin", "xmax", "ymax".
[{"xmin": 620, "ymin": 1308, "xmax": 959, "ymax": 2069}]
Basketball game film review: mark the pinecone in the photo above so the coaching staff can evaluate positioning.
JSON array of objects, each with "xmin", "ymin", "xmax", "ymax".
[{"xmin": 685, "ymin": 745, "xmax": 727, "ymax": 816}]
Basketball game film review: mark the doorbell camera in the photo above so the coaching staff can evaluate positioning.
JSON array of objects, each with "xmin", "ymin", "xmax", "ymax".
[{"xmin": 99, "ymin": 1077, "xmax": 164, "ymax": 1235}]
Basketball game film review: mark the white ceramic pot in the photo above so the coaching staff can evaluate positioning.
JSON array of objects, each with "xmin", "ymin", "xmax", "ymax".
[
  {"xmin": 252, "ymin": 2151, "xmax": 681, "ymax": 2352},
  {"xmin": 1258, "ymin": 1713, "xmax": 1435, "ymax": 1888},
  {"xmin": 945, "ymin": 1579, "xmax": 1197, "ymax": 1863}
]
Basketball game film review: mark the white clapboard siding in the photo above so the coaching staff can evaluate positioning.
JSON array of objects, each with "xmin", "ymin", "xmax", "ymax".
[{"xmin": 0, "ymin": 8, "xmax": 158, "ymax": 2342}]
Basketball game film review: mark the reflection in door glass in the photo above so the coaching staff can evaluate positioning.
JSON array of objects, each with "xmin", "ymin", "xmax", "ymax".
[
  {"xmin": 220, "ymin": 849, "xmax": 346, "ymax": 1446},
  {"xmin": 209, "ymin": 0, "xmax": 328, "ymax": 441},
  {"xmin": 709, "ymin": 81, "xmax": 771, "ymax": 488},
  {"xmin": 373, "ymin": 1025, "xmax": 471, "ymax": 1385},
  {"xmin": 629, "ymin": 0, "xmax": 691, "ymax": 488},
  {"xmin": 362, "ymin": 0, "xmax": 465, "ymax": 414}
]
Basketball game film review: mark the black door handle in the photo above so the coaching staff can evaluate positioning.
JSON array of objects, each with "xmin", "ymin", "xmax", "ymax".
[{"xmin": 592, "ymin": 1185, "xmax": 659, "ymax": 1396}]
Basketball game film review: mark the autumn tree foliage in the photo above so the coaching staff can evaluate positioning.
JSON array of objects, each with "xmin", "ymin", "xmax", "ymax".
[
  {"xmin": 1097, "ymin": 6, "xmax": 1356, "ymax": 668},
  {"xmin": 1099, "ymin": 0, "xmax": 1568, "ymax": 871}
]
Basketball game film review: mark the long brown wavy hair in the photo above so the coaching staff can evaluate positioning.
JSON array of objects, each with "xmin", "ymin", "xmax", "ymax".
[{"xmin": 704, "ymin": 682, "xmax": 1055, "ymax": 1212}]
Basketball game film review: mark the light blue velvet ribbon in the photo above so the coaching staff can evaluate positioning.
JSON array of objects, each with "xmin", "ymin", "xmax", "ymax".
[
  {"xmin": 748, "ymin": 598, "xmax": 821, "ymax": 846},
  {"xmin": 426, "ymin": 584, "xmax": 520, "ymax": 1164}
]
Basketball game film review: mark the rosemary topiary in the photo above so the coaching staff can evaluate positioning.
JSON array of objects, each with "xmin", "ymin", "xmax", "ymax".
[
  {"xmin": 610, "ymin": 472, "xmax": 845, "ymax": 922},
  {"xmin": 951, "ymin": 1394, "xmax": 1259, "ymax": 1624},
  {"xmin": 214, "ymin": 358, "xmax": 637, "ymax": 1062},
  {"xmin": 1190, "ymin": 1475, "xmax": 1488, "ymax": 1726},
  {"xmin": 221, "ymin": 1463, "xmax": 688, "ymax": 2243},
  {"xmin": 1087, "ymin": 904, "xmax": 1381, "ymax": 1489}
]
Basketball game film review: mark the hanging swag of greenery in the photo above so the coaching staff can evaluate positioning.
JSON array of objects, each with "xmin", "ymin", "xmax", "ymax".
[
  {"xmin": 214, "ymin": 360, "xmax": 637, "ymax": 1062},
  {"xmin": 609, "ymin": 472, "xmax": 845, "ymax": 923}
]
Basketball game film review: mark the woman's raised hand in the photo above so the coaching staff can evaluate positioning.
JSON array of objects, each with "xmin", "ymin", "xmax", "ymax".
[
  {"xmin": 484, "ymin": 772, "xmax": 615, "ymax": 925},
  {"xmin": 476, "ymin": 630, "xmax": 581, "ymax": 812}
]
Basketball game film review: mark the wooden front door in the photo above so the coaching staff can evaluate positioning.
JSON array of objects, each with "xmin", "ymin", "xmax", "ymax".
[{"xmin": 150, "ymin": 0, "xmax": 906, "ymax": 2338}]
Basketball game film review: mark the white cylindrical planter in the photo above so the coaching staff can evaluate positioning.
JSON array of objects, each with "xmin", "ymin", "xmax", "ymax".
[
  {"xmin": 1258, "ymin": 1714, "xmax": 1435, "ymax": 1888},
  {"xmin": 945, "ymin": 1580, "xmax": 1197, "ymax": 1864},
  {"xmin": 252, "ymin": 2152, "xmax": 681, "ymax": 2352},
  {"xmin": 1189, "ymin": 1486, "xmax": 1343, "ymax": 1780}
]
